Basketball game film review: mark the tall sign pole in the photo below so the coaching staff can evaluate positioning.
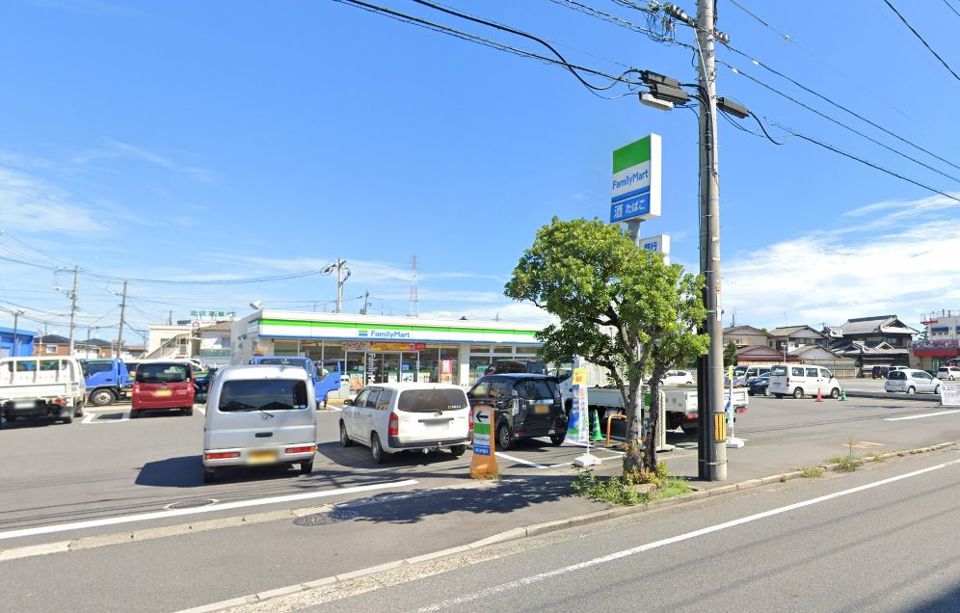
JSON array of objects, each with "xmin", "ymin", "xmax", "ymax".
[
  {"xmin": 696, "ymin": 0, "xmax": 727, "ymax": 480},
  {"xmin": 116, "ymin": 281, "xmax": 128, "ymax": 360},
  {"xmin": 67, "ymin": 265, "xmax": 79, "ymax": 356}
]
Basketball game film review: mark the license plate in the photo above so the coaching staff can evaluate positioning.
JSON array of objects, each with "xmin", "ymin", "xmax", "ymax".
[
  {"xmin": 154, "ymin": 390, "xmax": 172, "ymax": 398},
  {"xmin": 248, "ymin": 450, "xmax": 277, "ymax": 465},
  {"xmin": 534, "ymin": 405, "xmax": 550, "ymax": 414},
  {"xmin": 14, "ymin": 400, "xmax": 35, "ymax": 409}
]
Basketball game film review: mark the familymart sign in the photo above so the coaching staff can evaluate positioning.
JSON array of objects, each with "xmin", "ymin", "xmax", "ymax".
[{"xmin": 610, "ymin": 133, "xmax": 662, "ymax": 223}]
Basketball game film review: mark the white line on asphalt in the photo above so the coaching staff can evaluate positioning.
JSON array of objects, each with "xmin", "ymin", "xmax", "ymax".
[
  {"xmin": 197, "ymin": 405, "xmax": 206, "ymax": 415},
  {"xmin": 885, "ymin": 410, "xmax": 960, "ymax": 421},
  {"xmin": 497, "ymin": 450, "xmax": 624, "ymax": 471},
  {"xmin": 81, "ymin": 412, "xmax": 96, "ymax": 425},
  {"xmin": 0, "ymin": 479, "xmax": 419, "ymax": 542},
  {"xmin": 417, "ymin": 457, "xmax": 960, "ymax": 611},
  {"xmin": 496, "ymin": 452, "xmax": 546, "ymax": 469}
]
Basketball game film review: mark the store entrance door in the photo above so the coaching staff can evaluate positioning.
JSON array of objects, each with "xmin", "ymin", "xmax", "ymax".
[{"xmin": 366, "ymin": 351, "xmax": 423, "ymax": 383}]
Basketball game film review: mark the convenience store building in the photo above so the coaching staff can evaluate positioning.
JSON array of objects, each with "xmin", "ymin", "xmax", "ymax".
[{"xmin": 231, "ymin": 309, "xmax": 544, "ymax": 389}]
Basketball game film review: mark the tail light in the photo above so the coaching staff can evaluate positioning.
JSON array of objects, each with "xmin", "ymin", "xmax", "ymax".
[
  {"xmin": 53, "ymin": 397, "xmax": 65, "ymax": 406},
  {"xmin": 690, "ymin": 412, "xmax": 698, "ymax": 420},
  {"xmin": 469, "ymin": 407, "xmax": 474, "ymax": 432},
  {"xmin": 204, "ymin": 451, "xmax": 240, "ymax": 460},
  {"xmin": 133, "ymin": 384, "xmax": 140, "ymax": 394},
  {"xmin": 285, "ymin": 445, "xmax": 316, "ymax": 454},
  {"xmin": 388, "ymin": 412, "xmax": 399, "ymax": 436}
]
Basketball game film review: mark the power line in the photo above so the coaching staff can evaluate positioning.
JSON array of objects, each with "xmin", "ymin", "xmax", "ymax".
[
  {"xmin": 881, "ymin": 0, "xmax": 960, "ymax": 81},
  {"xmin": 547, "ymin": 0, "xmax": 673, "ymax": 42},
  {"xmin": 945, "ymin": 0, "xmax": 960, "ymax": 19},
  {"xmin": 721, "ymin": 62, "xmax": 960, "ymax": 184},
  {"xmin": 719, "ymin": 43, "xmax": 960, "ymax": 173}
]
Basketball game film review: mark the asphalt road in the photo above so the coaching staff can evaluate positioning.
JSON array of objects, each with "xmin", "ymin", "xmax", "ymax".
[{"xmin": 291, "ymin": 449, "xmax": 960, "ymax": 613}]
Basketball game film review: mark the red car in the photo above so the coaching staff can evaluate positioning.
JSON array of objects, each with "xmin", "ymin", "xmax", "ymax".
[{"xmin": 131, "ymin": 362, "xmax": 195, "ymax": 418}]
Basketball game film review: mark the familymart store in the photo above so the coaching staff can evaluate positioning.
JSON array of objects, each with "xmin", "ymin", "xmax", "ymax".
[{"xmin": 232, "ymin": 310, "xmax": 543, "ymax": 389}]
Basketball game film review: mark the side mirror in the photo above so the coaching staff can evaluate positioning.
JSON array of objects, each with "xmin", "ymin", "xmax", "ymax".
[{"xmin": 343, "ymin": 398, "xmax": 353, "ymax": 406}]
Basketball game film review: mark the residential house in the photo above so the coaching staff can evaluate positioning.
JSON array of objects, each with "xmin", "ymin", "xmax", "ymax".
[
  {"xmin": 767, "ymin": 325, "xmax": 826, "ymax": 354},
  {"xmin": 735, "ymin": 344, "xmax": 789, "ymax": 366},
  {"xmin": 32, "ymin": 335, "xmax": 138, "ymax": 359},
  {"xmin": 912, "ymin": 309, "xmax": 960, "ymax": 370},
  {"xmin": 723, "ymin": 325, "xmax": 770, "ymax": 349},
  {"xmin": 824, "ymin": 315, "xmax": 917, "ymax": 371},
  {"xmin": 146, "ymin": 322, "xmax": 232, "ymax": 366},
  {"xmin": 789, "ymin": 345, "xmax": 857, "ymax": 378}
]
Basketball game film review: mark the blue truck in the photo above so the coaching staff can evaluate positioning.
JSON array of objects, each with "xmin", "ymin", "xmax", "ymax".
[
  {"xmin": 249, "ymin": 356, "xmax": 343, "ymax": 408},
  {"xmin": 80, "ymin": 359, "xmax": 131, "ymax": 406}
]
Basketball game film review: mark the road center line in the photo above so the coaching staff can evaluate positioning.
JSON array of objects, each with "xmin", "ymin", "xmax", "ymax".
[
  {"xmin": 885, "ymin": 410, "xmax": 960, "ymax": 421},
  {"xmin": 0, "ymin": 479, "xmax": 419, "ymax": 542},
  {"xmin": 417, "ymin": 457, "xmax": 960, "ymax": 611}
]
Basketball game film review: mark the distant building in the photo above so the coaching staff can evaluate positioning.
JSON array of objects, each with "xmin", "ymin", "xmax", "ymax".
[
  {"xmin": 789, "ymin": 345, "xmax": 857, "ymax": 378},
  {"xmin": 146, "ymin": 322, "xmax": 233, "ymax": 366},
  {"xmin": 824, "ymin": 315, "xmax": 917, "ymax": 372},
  {"xmin": 0, "ymin": 327, "xmax": 36, "ymax": 358},
  {"xmin": 912, "ymin": 309, "xmax": 960, "ymax": 370},
  {"xmin": 767, "ymin": 325, "xmax": 826, "ymax": 353},
  {"xmin": 32, "ymin": 335, "xmax": 138, "ymax": 359},
  {"xmin": 723, "ymin": 325, "xmax": 769, "ymax": 349}
]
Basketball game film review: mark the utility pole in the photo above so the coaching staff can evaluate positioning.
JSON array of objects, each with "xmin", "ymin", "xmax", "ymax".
[
  {"xmin": 11, "ymin": 309, "xmax": 23, "ymax": 357},
  {"xmin": 168, "ymin": 310, "xmax": 173, "ymax": 326},
  {"xmin": 361, "ymin": 291, "xmax": 370, "ymax": 316},
  {"xmin": 116, "ymin": 281, "xmax": 128, "ymax": 360},
  {"xmin": 695, "ymin": 0, "xmax": 727, "ymax": 481},
  {"xmin": 323, "ymin": 258, "xmax": 351, "ymax": 314},
  {"xmin": 67, "ymin": 265, "xmax": 79, "ymax": 356}
]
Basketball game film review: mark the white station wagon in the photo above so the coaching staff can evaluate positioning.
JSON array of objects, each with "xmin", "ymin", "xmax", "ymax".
[{"xmin": 339, "ymin": 383, "xmax": 471, "ymax": 463}]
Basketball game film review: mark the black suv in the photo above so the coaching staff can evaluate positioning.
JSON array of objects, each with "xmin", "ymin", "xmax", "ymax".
[{"xmin": 467, "ymin": 374, "xmax": 567, "ymax": 450}]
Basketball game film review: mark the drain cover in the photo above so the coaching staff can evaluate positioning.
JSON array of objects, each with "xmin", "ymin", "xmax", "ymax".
[
  {"xmin": 164, "ymin": 498, "xmax": 218, "ymax": 510},
  {"xmin": 294, "ymin": 508, "xmax": 359, "ymax": 526}
]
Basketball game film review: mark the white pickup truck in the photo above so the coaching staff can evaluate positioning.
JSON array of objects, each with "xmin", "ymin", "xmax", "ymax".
[
  {"xmin": 0, "ymin": 357, "xmax": 86, "ymax": 427},
  {"xmin": 558, "ymin": 363, "xmax": 748, "ymax": 433}
]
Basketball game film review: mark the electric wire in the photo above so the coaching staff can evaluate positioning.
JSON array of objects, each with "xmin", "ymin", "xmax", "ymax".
[
  {"xmin": 945, "ymin": 0, "xmax": 960, "ymax": 19},
  {"xmin": 547, "ymin": 0, "xmax": 672, "ymax": 42},
  {"xmin": 881, "ymin": 0, "xmax": 960, "ymax": 81}
]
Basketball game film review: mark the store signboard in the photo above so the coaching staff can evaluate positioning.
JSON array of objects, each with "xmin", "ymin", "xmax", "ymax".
[
  {"xmin": 610, "ymin": 134, "xmax": 661, "ymax": 224},
  {"xmin": 638, "ymin": 233, "xmax": 671, "ymax": 265},
  {"xmin": 258, "ymin": 319, "xmax": 540, "ymax": 345},
  {"xmin": 369, "ymin": 342, "xmax": 427, "ymax": 352},
  {"xmin": 941, "ymin": 382, "xmax": 960, "ymax": 407}
]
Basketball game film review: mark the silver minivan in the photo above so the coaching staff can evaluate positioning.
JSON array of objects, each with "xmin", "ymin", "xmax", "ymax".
[{"xmin": 202, "ymin": 365, "xmax": 317, "ymax": 483}]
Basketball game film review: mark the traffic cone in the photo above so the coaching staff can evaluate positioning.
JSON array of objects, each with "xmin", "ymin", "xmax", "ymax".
[
  {"xmin": 590, "ymin": 408, "xmax": 603, "ymax": 442},
  {"xmin": 815, "ymin": 388, "xmax": 824, "ymax": 403},
  {"xmin": 840, "ymin": 389, "xmax": 847, "ymax": 402}
]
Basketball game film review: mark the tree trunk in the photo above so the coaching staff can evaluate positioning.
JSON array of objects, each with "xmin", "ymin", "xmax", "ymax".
[
  {"xmin": 621, "ymin": 379, "xmax": 644, "ymax": 476},
  {"xmin": 644, "ymin": 379, "xmax": 661, "ymax": 473}
]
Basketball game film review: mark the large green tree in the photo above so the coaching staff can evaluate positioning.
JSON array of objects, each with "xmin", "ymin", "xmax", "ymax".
[{"xmin": 505, "ymin": 217, "xmax": 708, "ymax": 475}]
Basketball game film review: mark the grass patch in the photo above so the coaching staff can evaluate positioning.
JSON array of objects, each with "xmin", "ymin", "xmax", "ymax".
[
  {"xmin": 800, "ymin": 466, "xmax": 824, "ymax": 478},
  {"xmin": 869, "ymin": 452, "xmax": 885, "ymax": 463},
  {"xmin": 826, "ymin": 455, "xmax": 860, "ymax": 472},
  {"xmin": 572, "ymin": 462, "xmax": 689, "ymax": 506}
]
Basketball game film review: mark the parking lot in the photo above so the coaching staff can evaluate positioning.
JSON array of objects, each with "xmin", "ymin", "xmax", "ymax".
[{"xmin": 4, "ymin": 391, "xmax": 960, "ymax": 547}]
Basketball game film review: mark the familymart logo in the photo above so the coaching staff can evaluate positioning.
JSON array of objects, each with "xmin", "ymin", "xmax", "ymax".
[{"xmin": 358, "ymin": 329, "xmax": 411, "ymax": 339}]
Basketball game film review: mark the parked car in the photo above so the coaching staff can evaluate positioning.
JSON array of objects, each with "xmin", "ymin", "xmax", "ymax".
[
  {"xmin": 768, "ymin": 364, "xmax": 842, "ymax": 399},
  {"xmin": 0, "ymin": 357, "xmax": 85, "ymax": 427},
  {"xmin": 871, "ymin": 365, "xmax": 892, "ymax": 379},
  {"xmin": 250, "ymin": 356, "xmax": 340, "ymax": 408},
  {"xmin": 201, "ymin": 365, "xmax": 316, "ymax": 483},
  {"xmin": 131, "ymin": 361, "xmax": 194, "ymax": 418},
  {"xmin": 339, "ymin": 383, "xmax": 471, "ymax": 463},
  {"xmin": 885, "ymin": 369, "xmax": 941, "ymax": 395},
  {"xmin": 661, "ymin": 370, "xmax": 695, "ymax": 386},
  {"xmin": 467, "ymin": 374, "xmax": 568, "ymax": 451},
  {"xmin": 747, "ymin": 372, "xmax": 770, "ymax": 396},
  {"xmin": 81, "ymin": 358, "xmax": 130, "ymax": 406},
  {"xmin": 734, "ymin": 366, "xmax": 769, "ymax": 387},
  {"xmin": 937, "ymin": 366, "xmax": 960, "ymax": 381}
]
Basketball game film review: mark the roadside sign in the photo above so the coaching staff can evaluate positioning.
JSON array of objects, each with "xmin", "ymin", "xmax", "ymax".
[
  {"xmin": 567, "ymin": 361, "xmax": 590, "ymax": 444},
  {"xmin": 941, "ymin": 382, "xmax": 960, "ymax": 407},
  {"xmin": 473, "ymin": 409, "xmax": 491, "ymax": 456},
  {"xmin": 638, "ymin": 233, "xmax": 671, "ymax": 265},
  {"xmin": 610, "ymin": 133, "xmax": 662, "ymax": 224},
  {"xmin": 470, "ymin": 405, "xmax": 499, "ymax": 479}
]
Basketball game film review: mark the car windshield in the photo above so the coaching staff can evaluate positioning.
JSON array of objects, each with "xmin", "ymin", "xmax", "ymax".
[
  {"xmin": 219, "ymin": 379, "xmax": 309, "ymax": 411},
  {"xmin": 397, "ymin": 389, "xmax": 468, "ymax": 413},
  {"xmin": 257, "ymin": 358, "xmax": 310, "ymax": 372},
  {"xmin": 82, "ymin": 361, "xmax": 113, "ymax": 376},
  {"xmin": 137, "ymin": 363, "xmax": 189, "ymax": 383}
]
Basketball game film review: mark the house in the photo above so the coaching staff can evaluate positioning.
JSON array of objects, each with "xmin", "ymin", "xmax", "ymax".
[
  {"xmin": 735, "ymin": 344, "xmax": 790, "ymax": 366},
  {"xmin": 767, "ymin": 325, "xmax": 826, "ymax": 353},
  {"xmin": 33, "ymin": 334, "xmax": 73, "ymax": 356},
  {"xmin": 825, "ymin": 315, "xmax": 917, "ymax": 370},
  {"xmin": 912, "ymin": 309, "xmax": 960, "ymax": 370},
  {"xmin": 146, "ymin": 322, "xmax": 232, "ymax": 366},
  {"xmin": 32, "ymin": 335, "xmax": 139, "ymax": 359},
  {"xmin": 789, "ymin": 345, "xmax": 857, "ymax": 378},
  {"xmin": 723, "ymin": 325, "xmax": 770, "ymax": 349}
]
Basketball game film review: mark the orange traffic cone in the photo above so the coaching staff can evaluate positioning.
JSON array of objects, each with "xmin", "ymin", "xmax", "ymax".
[{"xmin": 815, "ymin": 388, "xmax": 823, "ymax": 403}]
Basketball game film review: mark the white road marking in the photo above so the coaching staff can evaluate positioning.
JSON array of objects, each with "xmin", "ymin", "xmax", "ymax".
[
  {"xmin": 497, "ymin": 450, "xmax": 624, "ymax": 471},
  {"xmin": 496, "ymin": 452, "xmax": 546, "ymax": 469},
  {"xmin": 81, "ymin": 413, "xmax": 96, "ymax": 425},
  {"xmin": 196, "ymin": 405, "xmax": 206, "ymax": 415},
  {"xmin": 417, "ymin": 457, "xmax": 960, "ymax": 611},
  {"xmin": 885, "ymin": 409, "xmax": 960, "ymax": 421},
  {"xmin": 80, "ymin": 411, "xmax": 130, "ymax": 425},
  {"xmin": 0, "ymin": 479, "xmax": 419, "ymax": 542}
]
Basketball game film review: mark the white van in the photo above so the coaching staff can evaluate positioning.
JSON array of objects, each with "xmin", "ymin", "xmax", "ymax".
[
  {"xmin": 768, "ymin": 364, "xmax": 842, "ymax": 399},
  {"xmin": 339, "ymin": 383, "xmax": 471, "ymax": 463},
  {"xmin": 202, "ymin": 365, "xmax": 317, "ymax": 483}
]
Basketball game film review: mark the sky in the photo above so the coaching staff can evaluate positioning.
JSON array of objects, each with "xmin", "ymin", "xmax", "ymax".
[{"xmin": 1, "ymin": 0, "xmax": 959, "ymax": 344}]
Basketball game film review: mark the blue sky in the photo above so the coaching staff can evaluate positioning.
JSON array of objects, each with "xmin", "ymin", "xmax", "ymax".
[{"xmin": 2, "ymin": 0, "xmax": 959, "ymax": 343}]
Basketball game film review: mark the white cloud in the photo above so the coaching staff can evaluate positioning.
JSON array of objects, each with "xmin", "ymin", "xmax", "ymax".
[
  {"xmin": 0, "ymin": 167, "xmax": 102, "ymax": 235},
  {"xmin": 72, "ymin": 138, "xmax": 213, "ymax": 182},
  {"xmin": 724, "ymin": 193, "xmax": 960, "ymax": 328}
]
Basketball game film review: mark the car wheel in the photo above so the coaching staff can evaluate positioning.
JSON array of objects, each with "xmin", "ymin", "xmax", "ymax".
[
  {"xmin": 339, "ymin": 421, "xmax": 353, "ymax": 447},
  {"xmin": 550, "ymin": 432, "xmax": 566, "ymax": 446},
  {"xmin": 935, "ymin": 385, "xmax": 941, "ymax": 394},
  {"xmin": 763, "ymin": 388, "xmax": 770, "ymax": 397},
  {"xmin": 62, "ymin": 413, "xmax": 74, "ymax": 424},
  {"xmin": 951, "ymin": 376, "xmax": 956, "ymax": 381},
  {"xmin": 907, "ymin": 387, "xmax": 916, "ymax": 395},
  {"xmin": 371, "ymin": 432, "xmax": 387, "ymax": 464},
  {"xmin": 182, "ymin": 407, "xmax": 193, "ymax": 416},
  {"xmin": 202, "ymin": 468, "xmax": 216, "ymax": 484},
  {"xmin": 497, "ymin": 422, "xmax": 514, "ymax": 451},
  {"xmin": 793, "ymin": 387, "xmax": 804, "ymax": 399},
  {"xmin": 830, "ymin": 388, "xmax": 841, "ymax": 399},
  {"xmin": 129, "ymin": 409, "xmax": 139, "ymax": 419},
  {"xmin": 747, "ymin": 389, "xmax": 755, "ymax": 396},
  {"xmin": 90, "ymin": 389, "xmax": 115, "ymax": 407},
  {"xmin": 773, "ymin": 393, "xmax": 783, "ymax": 399},
  {"xmin": 450, "ymin": 444, "xmax": 466, "ymax": 457},
  {"xmin": 300, "ymin": 460, "xmax": 314, "ymax": 475}
]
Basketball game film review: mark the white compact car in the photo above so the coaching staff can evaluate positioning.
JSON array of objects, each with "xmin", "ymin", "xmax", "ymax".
[
  {"xmin": 661, "ymin": 370, "xmax": 695, "ymax": 386},
  {"xmin": 937, "ymin": 366, "xmax": 960, "ymax": 381},
  {"xmin": 885, "ymin": 369, "xmax": 941, "ymax": 395},
  {"xmin": 202, "ymin": 365, "xmax": 317, "ymax": 483},
  {"xmin": 768, "ymin": 364, "xmax": 842, "ymax": 399},
  {"xmin": 339, "ymin": 383, "xmax": 471, "ymax": 463}
]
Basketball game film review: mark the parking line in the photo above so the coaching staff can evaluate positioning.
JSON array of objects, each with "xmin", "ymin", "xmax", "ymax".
[
  {"xmin": 885, "ymin": 410, "xmax": 960, "ymax": 421},
  {"xmin": 80, "ymin": 411, "xmax": 130, "ymax": 425},
  {"xmin": 196, "ymin": 405, "xmax": 206, "ymax": 415},
  {"xmin": 81, "ymin": 413, "xmax": 96, "ymax": 425},
  {"xmin": 0, "ymin": 479, "xmax": 419, "ymax": 542},
  {"xmin": 496, "ymin": 452, "xmax": 547, "ymax": 469}
]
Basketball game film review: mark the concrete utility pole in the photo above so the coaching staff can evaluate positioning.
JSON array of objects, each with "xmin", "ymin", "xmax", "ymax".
[
  {"xmin": 12, "ymin": 309, "xmax": 24, "ymax": 357},
  {"xmin": 116, "ymin": 281, "xmax": 128, "ymax": 360},
  {"xmin": 323, "ymin": 258, "xmax": 351, "ymax": 314},
  {"xmin": 67, "ymin": 265, "xmax": 79, "ymax": 355},
  {"xmin": 361, "ymin": 290, "xmax": 370, "ymax": 316},
  {"xmin": 695, "ymin": 0, "xmax": 727, "ymax": 481}
]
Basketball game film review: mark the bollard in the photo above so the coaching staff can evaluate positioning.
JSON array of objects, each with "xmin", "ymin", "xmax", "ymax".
[
  {"xmin": 470, "ymin": 404, "xmax": 499, "ymax": 479},
  {"xmin": 840, "ymin": 388, "xmax": 847, "ymax": 401}
]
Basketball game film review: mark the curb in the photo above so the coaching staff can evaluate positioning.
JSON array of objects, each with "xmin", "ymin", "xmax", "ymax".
[
  {"xmin": 184, "ymin": 440, "xmax": 958, "ymax": 612},
  {"xmin": 843, "ymin": 390, "xmax": 943, "ymax": 403}
]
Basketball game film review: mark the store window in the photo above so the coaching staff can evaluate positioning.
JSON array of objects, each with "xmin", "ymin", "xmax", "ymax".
[{"xmin": 274, "ymin": 340, "xmax": 299, "ymax": 356}]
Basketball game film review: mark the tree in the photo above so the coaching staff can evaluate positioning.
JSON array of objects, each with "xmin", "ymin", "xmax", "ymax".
[
  {"xmin": 505, "ymin": 218, "xmax": 708, "ymax": 476},
  {"xmin": 724, "ymin": 340, "xmax": 738, "ymax": 367}
]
